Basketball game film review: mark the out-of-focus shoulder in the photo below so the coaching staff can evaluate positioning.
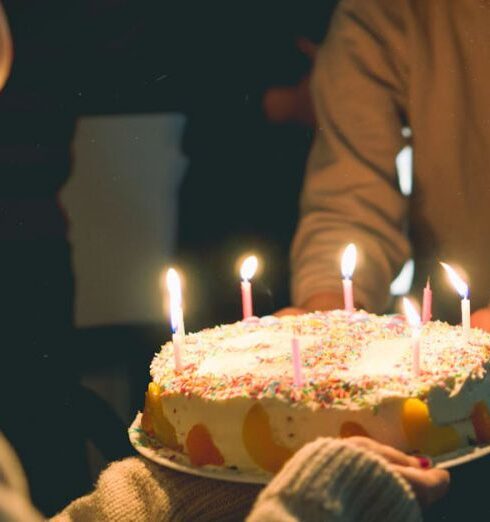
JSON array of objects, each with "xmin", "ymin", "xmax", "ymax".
[{"xmin": 334, "ymin": 0, "xmax": 408, "ymax": 33}]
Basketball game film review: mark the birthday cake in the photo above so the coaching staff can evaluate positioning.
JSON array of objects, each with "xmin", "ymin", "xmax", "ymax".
[{"xmin": 141, "ymin": 310, "xmax": 490, "ymax": 476}]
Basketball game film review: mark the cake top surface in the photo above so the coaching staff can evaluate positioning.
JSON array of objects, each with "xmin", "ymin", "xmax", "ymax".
[{"xmin": 150, "ymin": 310, "xmax": 490, "ymax": 408}]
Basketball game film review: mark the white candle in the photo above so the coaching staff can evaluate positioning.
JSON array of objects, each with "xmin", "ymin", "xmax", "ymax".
[
  {"xmin": 166, "ymin": 268, "xmax": 185, "ymax": 370},
  {"xmin": 440, "ymin": 262, "xmax": 470, "ymax": 341},
  {"xmin": 240, "ymin": 255, "xmax": 258, "ymax": 319},
  {"xmin": 462, "ymin": 297, "xmax": 471, "ymax": 341},
  {"xmin": 171, "ymin": 332, "xmax": 183, "ymax": 370},
  {"xmin": 403, "ymin": 297, "xmax": 422, "ymax": 377},
  {"xmin": 341, "ymin": 243, "xmax": 357, "ymax": 312},
  {"xmin": 411, "ymin": 326, "xmax": 421, "ymax": 377}
]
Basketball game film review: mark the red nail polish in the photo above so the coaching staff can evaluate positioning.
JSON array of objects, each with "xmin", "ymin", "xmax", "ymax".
[{"xmin": 416, "ymin": 456, "xmax": 432, "ymax": 469}]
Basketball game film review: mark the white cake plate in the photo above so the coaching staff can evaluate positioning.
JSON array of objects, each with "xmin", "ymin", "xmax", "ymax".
[
  {"xmin": 129, "ymin": 413, "xmax": 270, "ymax": 484},
  {"xmin": 129, "ymin": 413, "xmax": 490, "ymax": 483},
  {"xmin": 433, "ymin": 442, "xmax": 490, "ymax": 469}
]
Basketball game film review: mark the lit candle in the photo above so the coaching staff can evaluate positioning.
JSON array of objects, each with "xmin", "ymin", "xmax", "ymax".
[
  {"xmin": 240, "ymin": 255, "xmax": 258, "ymax": 319},
  {"xmin": 440, "ymin": 262, "xmax": 470, "ymax": 341},
  {"xmin": 291, "ymin": 326, "xmax": 303, "ymax": 387},
  {"xmin": 422, "ymin": 278, "xmax": 432, "ymax": 324},
  {"xmin": 341, "ymin": 243, "xmax": 357, "ymax": 312},
  {"xmin": 403, "ymin": 297, "xmax": 422, "ymax": 377},
  {"xmin": 166, "ymin": 268, "xmax": 185, "ymax": 371}
]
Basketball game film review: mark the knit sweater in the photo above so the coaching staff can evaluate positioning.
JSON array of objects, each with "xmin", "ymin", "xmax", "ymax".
[
  {"xmin": 1, "ymin": 432, "xmax": 421, "ymax": 521},
  {"xmin": 50, "ymin": 438, "xmax": 419, "ymax": 522},
  {"xmin": 291, "ymin": 0, "xmax": 490, "ymax": 322}
]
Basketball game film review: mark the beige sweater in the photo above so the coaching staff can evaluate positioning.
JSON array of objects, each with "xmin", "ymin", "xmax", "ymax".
[
  {"xmin": 0, "ymin": 433, "xmax": 420, "ymax": 521},
  {"xmin": 291, "ymin": 0, "xmax": 490, "ymax": 322}
]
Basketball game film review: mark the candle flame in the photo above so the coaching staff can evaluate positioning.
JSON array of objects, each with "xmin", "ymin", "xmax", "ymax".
[
  {"xmin": 240, "ymin": 255, "xmax": 258, "ymax": 281},
  {"xmin": 403, "ymin": 297, "xmax": 421, "ymax": 328},
  {"xmin": 166, "ymin": 268, "xmax": 182, "ymax": 332},
  {"xmin": 341, "ymin": 243, "xmax": 357, "ymax": 279},
  {"xmin": 440, "ymin": 262, "xmax": 469, "ymax": 299}
]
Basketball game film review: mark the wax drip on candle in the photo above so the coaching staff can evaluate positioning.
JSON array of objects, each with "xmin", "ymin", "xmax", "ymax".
[
  {"xmin": 440, "ymin": 262, "xmax": 470, "ymax": 341},
  {"xmin": 341, "ymin": 243, "xmax": 357, "ymax": 312}
]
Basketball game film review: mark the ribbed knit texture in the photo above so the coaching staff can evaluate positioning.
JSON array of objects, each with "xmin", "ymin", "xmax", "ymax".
[
  {"xmin": 51, "ymin": 438, "xmax": 421, "ymax": 522},
  {"xmin": 51, "ymin": 457, "xmax": 261, "ymax": 522},
  {"xmin": 247, "ymin": 438, "xmax": 421, "ymax": 522}
]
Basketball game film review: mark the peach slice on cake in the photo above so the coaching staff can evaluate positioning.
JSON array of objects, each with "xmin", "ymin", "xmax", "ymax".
[
  {"xmin": 242, "ymin": 403, "xmax": 293, "ymax": 473},
  {"xmin": 142, "ymin": 382, "xmax": 181, "ymax": 451},
  {"xmin": 340, "ymin": 421, "xmax": 370, "ymax": 438},
  {"xmin": 186, "ymin": 424, "xmax": 225, "ymax": 467},
  {"xmin": 402, "ymin": 398, "xmax": 460, "ymax": 456}
]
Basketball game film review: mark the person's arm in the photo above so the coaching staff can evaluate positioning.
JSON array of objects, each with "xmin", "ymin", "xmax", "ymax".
[
  {"xmin": 0, "ymin": 2, "xmax": 13, "ymax": 90},
  {"xmin": 470, "ymin": 307, "xmax": 490, "ymax": 332},
  {"xmin": 247, "ymin": 437, "xmax": 448, "ymax": 522},
  {"xmin": 51, "ymin": 457, "xmax": 260, "ymax": 522},
  {"xmin": 291, "ymin": 0, "xmax": 411, "ymax": 313},
  {"xmin": 49, "ymin": 438, "xmax": 447, "ymax": 522},
  {"xmin": 275, "ymin": 290, "xmax": 344, "ymax": 316},
  {"xmin": 0, "ymin": 433, "xmax": 44, "ymax": 522}
]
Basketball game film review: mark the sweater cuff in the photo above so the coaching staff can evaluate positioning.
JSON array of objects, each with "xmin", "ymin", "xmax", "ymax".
[{"xmin": 248, "ymin": 437, "xmax": 422, "ymax": 522}]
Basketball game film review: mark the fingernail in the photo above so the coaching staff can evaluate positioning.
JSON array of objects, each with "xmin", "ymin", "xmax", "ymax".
[{"xmin": 416, "ymin": 456, "xmax": 433, "ymax": 469}]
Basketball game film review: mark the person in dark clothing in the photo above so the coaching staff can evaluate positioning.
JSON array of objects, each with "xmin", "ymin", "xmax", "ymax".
[
  {"xmin": 0, "ymin": 1, "xmax": 338, "ymax": 514},
  {"xmin": 0, "ymin": 1, "xmax": 178, "ymax": 514}
]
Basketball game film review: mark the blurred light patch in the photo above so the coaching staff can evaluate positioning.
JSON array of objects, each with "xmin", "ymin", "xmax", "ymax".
[
  {"xmin": 390, "ymin": 259, "xmax": 414, "ymax": 296},
  {"xmin": 396, "ymin": 145, "xmax": 413, "ymax": 196},
  {"xmin": 401, "ymin": 126, "xmax": 412, "ymax": 138}
]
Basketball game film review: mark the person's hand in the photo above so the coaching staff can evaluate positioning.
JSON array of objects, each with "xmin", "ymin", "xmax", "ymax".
[
  {"xmin": 274, "ymin": 307, "xmax": 306, "ymax": 317},
  {"xmin": 274, "ymin": 291, "xmax": 345, "ymax": 317},
  {"xmin": 471, "ymin": 306, "xmax": 490, "ymax": 332},
  {"xmin": 262, "ymin": 37, "xmax": 317, "ymax": 127},
  {"xmin": 345, "ymin": 437, "xmax": 450, "ymax": 508}
]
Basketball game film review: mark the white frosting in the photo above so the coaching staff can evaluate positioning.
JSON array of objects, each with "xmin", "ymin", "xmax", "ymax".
[
  {"xmin": 196, "ymin": 331, "xmax": 317, "ymax": 378},
  {"xmin": 343, "ymin": 338, "xmax": 411, "ymax": 378}
]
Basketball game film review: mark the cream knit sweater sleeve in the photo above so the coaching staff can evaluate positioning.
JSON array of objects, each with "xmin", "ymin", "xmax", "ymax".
[
  {"xmin": 247, "ymin": 438, "xmax": 421, "ymax": 522},
  {"xmin": 52, "ymin": 438, "xmax": 420, "ymax": 522}
]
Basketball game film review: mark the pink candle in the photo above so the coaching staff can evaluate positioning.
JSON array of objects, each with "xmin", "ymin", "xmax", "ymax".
[
  {"xmin": 403, "ymin": 297, "xmax": 422, "ymax": 377},
  {"xmin": 241, "ymin": 280, "xmax": 253, "ymax": 319},
  {"xmin": 341, "ymin": 244, "xmax": 357, "ymax": 312},
  {"xmin": 422, "ymin": 278, "xmax": 432, "ymax": 324},
  {"xmin": 291, "ymin": 336, "xmax": 303, "ymax": 387},
  {"xmin": 240, "ymin": 255, "xmax": 258, "ymax": 320},
  {"xmin": 342, "ymin": 279, "xmax": 354, "ymax": 312},
  {"xmin": 411, "ymin": 328, "xmax": 421, "ymax": 377}
]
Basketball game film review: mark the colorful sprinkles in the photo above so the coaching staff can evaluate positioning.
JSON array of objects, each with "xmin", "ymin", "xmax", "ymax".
[{"xmin": 150, "ymin": 310, "xmax": 490, "ymax": 409}]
